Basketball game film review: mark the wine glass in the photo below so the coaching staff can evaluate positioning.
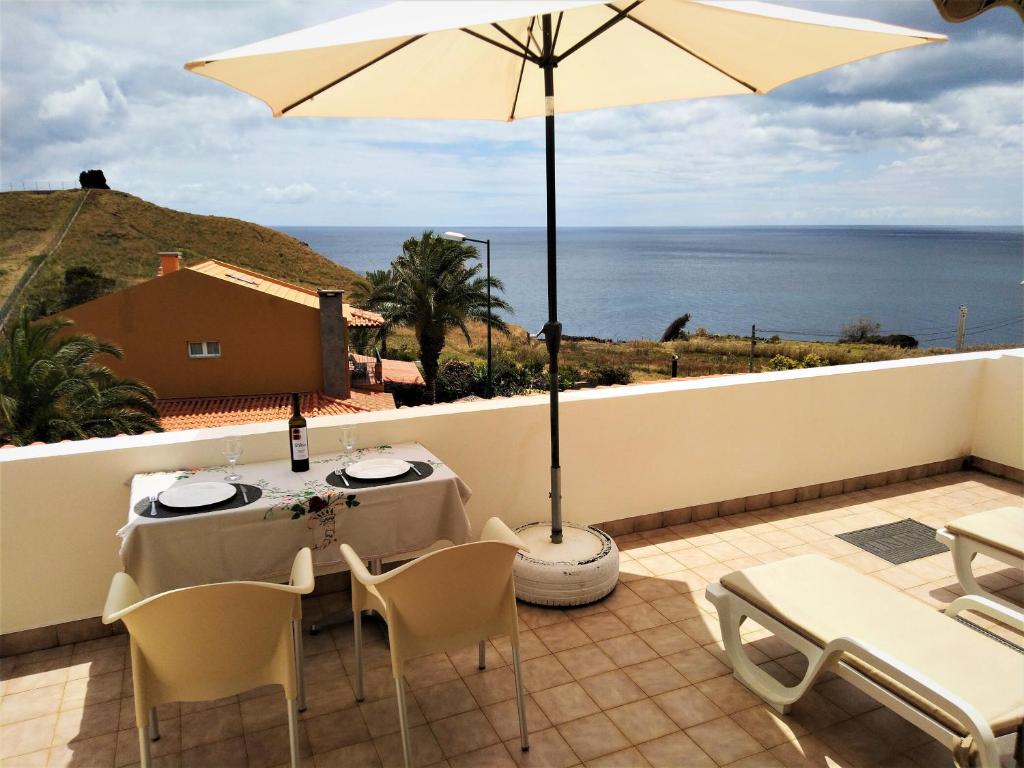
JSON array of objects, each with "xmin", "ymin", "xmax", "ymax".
[
  {"xmin": 338, "ymin": 425, "xmax": 358, "ymax": 470},
  {"xmin": 223, "ymin": 436, "xmax": 243, "ymax": 482}
]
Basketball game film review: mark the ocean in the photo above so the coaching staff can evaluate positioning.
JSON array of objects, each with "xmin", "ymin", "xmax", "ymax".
[{"xmin": 274, "ymin": 226, "xmax": 1024, "ymax": 349}]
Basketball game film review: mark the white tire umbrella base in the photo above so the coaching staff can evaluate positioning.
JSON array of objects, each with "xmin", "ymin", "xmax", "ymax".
[{"xmin": 185, "ymin": 0, "xmax": 944, "ymax": 606}]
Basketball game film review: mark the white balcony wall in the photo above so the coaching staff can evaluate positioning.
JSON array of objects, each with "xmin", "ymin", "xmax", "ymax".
[{"xmin": 2, "ymin": 350, "xmax": 1021, "ymax": 635}]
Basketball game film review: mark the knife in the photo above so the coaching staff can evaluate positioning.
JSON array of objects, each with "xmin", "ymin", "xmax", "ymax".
[
  {"xmin": 241, "ymin": 485, "xmax": 249, "ymax": 503},
  {"xmin": 411, "ymin": 464, "xmax": 422, "ymax": 477}
]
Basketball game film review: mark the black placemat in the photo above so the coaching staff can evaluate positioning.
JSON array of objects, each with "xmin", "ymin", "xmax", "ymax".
[
  {"xmin": 134, "ymin": 484, "xmax": 262, "ymax": 519},
  {"xmin": 325, "ymin": 461, "xmax": 434, "ymax": 489},
  {"xmin": 836, "ymin": 518, "xmax": 947, "ymax": 564}
]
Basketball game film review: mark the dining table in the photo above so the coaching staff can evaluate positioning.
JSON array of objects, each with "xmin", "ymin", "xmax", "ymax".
[{"xmin": 119, "ymin": 441, "xmax": 473, "ymax": 597}]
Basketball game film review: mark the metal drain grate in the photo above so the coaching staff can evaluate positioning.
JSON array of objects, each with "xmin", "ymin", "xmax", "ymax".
[
  {"xmin": 837, "ymin": 518, "xmax": 948, "ymax": 564},
  {"xmin": 953, "ymin": 616, "xmax": 1024, "ymax": 654}
]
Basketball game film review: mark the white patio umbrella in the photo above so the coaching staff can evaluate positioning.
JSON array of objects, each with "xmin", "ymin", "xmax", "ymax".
[{"xmin": 186, "ymin": 0, "xmax": 944, "ymax": 601}]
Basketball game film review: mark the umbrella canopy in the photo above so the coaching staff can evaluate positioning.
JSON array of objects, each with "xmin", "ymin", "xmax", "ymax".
[
  {"xmin": 187, "ymin": 0, "xmax": 944, "ymax": 120},
  {"xmin": 186, "ymin": 1, "xmax": 944, "ymax": 545}
]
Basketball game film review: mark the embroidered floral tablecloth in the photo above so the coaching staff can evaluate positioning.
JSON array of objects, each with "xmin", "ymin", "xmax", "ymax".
[{"xmin": 120, "ymin": 442, "xmax": 472, "ymax": 596}]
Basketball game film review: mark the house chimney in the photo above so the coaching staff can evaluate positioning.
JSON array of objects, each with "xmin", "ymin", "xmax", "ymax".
[
  {"xmin": 158, "ymin": 251, "xmax": 182, "ymax": 276},
  {"xmin": 318, "ymin": 290, "xmax": 350, "ymax": 399}
]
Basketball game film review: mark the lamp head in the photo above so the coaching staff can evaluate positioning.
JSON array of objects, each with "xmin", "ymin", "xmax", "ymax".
[{"xmin": 441, "ymin": 231, "xmax": 466, "ymax": 242}]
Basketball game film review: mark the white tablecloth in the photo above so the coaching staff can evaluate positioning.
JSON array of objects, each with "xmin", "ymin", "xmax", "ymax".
[{"xmin": 120, "ymin": 442, "xmax": 472, "ymax": 596}]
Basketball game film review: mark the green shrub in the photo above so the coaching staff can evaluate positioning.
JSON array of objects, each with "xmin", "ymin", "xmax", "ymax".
[
  {"xmin": 587, "ymin": 363, "xmax": 632, "ymax": 386},
  {"xmin": 435, "ymin": 359, "xmax": 479, "ymax": 401},
  {"xmin": 767, "ymin": 354, "xmax": 803, "ymax": 371},
  {"xmin": 801, "ymin": 352, "xmax": 829, "ymax": 368}
]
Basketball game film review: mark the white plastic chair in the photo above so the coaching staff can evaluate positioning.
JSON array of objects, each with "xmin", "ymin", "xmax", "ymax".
[
  {"xmin": 341, "ymin": 518, "xmax": 529, "ymax": 768},
  {"xmin": 102, "ymin": 548, "xmax": 314, "ymax": 768}
]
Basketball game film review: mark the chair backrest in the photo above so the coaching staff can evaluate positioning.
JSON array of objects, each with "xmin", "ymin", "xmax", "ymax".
[
  {"xmin": 376, "ymin": 540, "xmax": 521, "ymax": 672},
  {"xmin": 121, "ymin": 582, "xmax": 299, "ymax": 720}
]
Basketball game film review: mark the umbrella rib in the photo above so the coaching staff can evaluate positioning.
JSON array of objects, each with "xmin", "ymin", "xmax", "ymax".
[
  {"xmin": 491, "ymin": 22, "xmax": 534, "ymax": 57},
  {"xmin": 610, "ymin": 4, "xmax": 759, "ymax": 93},
  {"xmin": 460, "ymin": 27, "xmax": 540, "ymax": 63},
  {"xmin": 551, "ymin": 12, "xmax": 564, "ymax": 52},
  {"xmin": 555, "ymin": 0, "xmax": 644, "ymax": 61},
  {"xmin": 280, "ymin": 34, "xmax": 425, "ymax": 114},
  {"xmin": 508, "ymin": 17, "xmax": 536, "ymax": 121}
]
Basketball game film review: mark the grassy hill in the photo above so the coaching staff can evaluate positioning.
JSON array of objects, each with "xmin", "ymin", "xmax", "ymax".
[{"xmin": 0, "ymin": 189, "xmax": 363, "ymax": 317}]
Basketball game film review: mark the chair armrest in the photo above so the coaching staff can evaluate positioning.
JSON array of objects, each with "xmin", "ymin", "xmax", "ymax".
[
  {"xmin": 102, "ymin": 571, "xmax": 143, "ymax": 624},
  {"xmin": 945, "ymin": 594, "xmax": 1024, "ymax": 633},
  {"xmin": 480, "ymin": 517, "xmax": 529, "ymax": 552},
  {"xmin": 340, "ymin": 544, "xmax": 391, "ymax": 585},
  {"xmin": 286, "ymin": 547, "xmax": 314, "ymax": 594}
]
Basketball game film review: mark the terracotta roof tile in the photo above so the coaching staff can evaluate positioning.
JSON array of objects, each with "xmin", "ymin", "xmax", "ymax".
[
  {"xmin": 187, "ymin": 260, "xmax": 385, "ymax": 327},
  {"xmin": 157, "ymin": 390, "xmax": 396, "ymax": 431},
  {"xmin": 351, "ymin": 354, "xmax": 425, "ymax": 386}
]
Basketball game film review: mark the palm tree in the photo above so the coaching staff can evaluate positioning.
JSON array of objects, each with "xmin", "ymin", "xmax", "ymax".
[
  {"xmin": 350, "ymin": 269, "xmax": 400, "ymax": 355},
  {"xmin": 0, "ymin": 311, "xmax": 162, "ymax": 446},
  {"xmin": 660, "ymin": 313, "xmax": 692, "ymax": 342},
  {"xmin": 388, "ymin": 231, "xmax": 512, "ymax": 403}
]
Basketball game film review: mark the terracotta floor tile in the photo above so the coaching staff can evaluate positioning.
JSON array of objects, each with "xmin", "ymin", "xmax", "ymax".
[
  {"xmin": 722, "ymin": 751, "xmax": 784, "ymax": 768},
  {"xmin": 554, "ymin": 644, "xmax": 618, "ymax": 681},
  {"xmin": 635, "ymin": 624, "xmax": 698, "ymax": 656},
  {"xmin": 358, "ymin": 696, "xmax": 425, "ymax": 739},
  {"xmin": 604, "ymin": 699, "xmax": 678, "ymax": 745},
  {"xmin": 621, "ymin": 659, "xmax": 686, "ymax": 697},
  {"xmin": 516, "ymin": 605, "xmax": 568, "ymax": 630},
  {"xmin": 610, "ymin": 604, "xmax": 670, "ymax": 633},
  {"xmin": 574, "ymin": 614, "xmax": 632, "ymax": 643},
  {"xmin": 665, "ymin": 647, "xmax": 729, "ymax": 684},
  {"xmin": 730, "ymin": 705, "xmax": 807, "ymax": 749},
  {"xmin": 492, "ymin": 633, "xmax": 549, "ymax": 665},
  {"xmin": 481, "ymin": 696, "xmax": 549, "ymax": 742},
  {"xmin": 534, "ymin": 623, "xmax": 592, "ymax": 654},
  {"xmin": 404, "ymin": 654, "xmax": 459, "ymax": 691},
  {"xmin": 520, "ymin": 655, "xmax": 572, "ymax": 694},
  {"xmin": 449, "ymin": 641, "xmax": 503, "ymax": 677},
  {"xmin": 0, "ymin": 714, "xmax": 57, "ymax": 760},
  {"xmin": 180, "ymin": 702, "xmax": 243, "ymax": 752},
  {"xmin": 430, "ymin": 709, "xmax": 499, "ymax": 758},
  {"xmin": 464, "ymin": 667, "xmax": 517, "ymax": 707},
  {"xmin": 652, "ymin": 686, "xmax": 724, "ymax": 730},
  {"xmin": 240, "ymin": 693, "xmax": 289, "ymax": 733},
  {"xmin": 578, "ymin": 670, "xmax": 646, "ymax": 711},
  {"xmin": 313, "ymin": 739, "xmax": 380, "ymax": 768},
  {"xmin": 52, "ymin": 699, "xmax": 121, "ymax": 745},
  {"xmin": 304, "ymin": 707, "xmax": 371, "ymax": 755},
  {"xmin": 637, "ymin": 731, "xmax": 715, "ymax": 768},
  {"xmin": 597, "ymin": 587, "xmax": 643, "ymax": 611},
  {"xmin": 504, "ymin": 727, "xmax": 577, "ymax": 768},
  {"xmin": 693, "ymin": 676, "xmax": 761, "ymax": 715},
  {"xmin": 595, "ymin": 636, "xmax": 657, "ymax": 668},
  {"xmin": 584, "ymin": 745, "xmax": 652, "ymax": 768},
  {"xmin": 557, "ymin": 713, "xmax": 630, "ymax": 763},
  {"xmin": 375, "ymin": 723, "xmax": 444, "ymax": 768},
  {"xmin": 114, "ymin": 718, "xmax": 181, "ymax": 767},
  {"xmin": 0, "ymin": 684, "xmax": 63, "ymax": 724},
  {"xmin": 626, "ymin": 578, "xmax": 680, "ymax": 602},
  {"xmin": 768, "ymin": 734, "xmax": 855, "ymax": 768},
  {"xmin": 448, "ymin": 742, "xmax": 516, "ymax": 768},
  {"xmin": 47, "ymin": 731, "xmax": 118, "ymax": 768},
  {"xmin": 685, "ymin": 716, "xmax": 762, "ymax": 765},
  {"xmin": 634, "ymin": 555, "xmax": 686, "ymax": 576},
  {"xmin": 178, "ymin": 735, "xmax": 247, "ymax": 768},
  {"xmin": 532, "ymin": 682, "xmax": 600, "ymax": 726},
  {"xmin": 413, "ymin": 679, "xmax": 477, "ymax": 722},
  {"xmin": 648, "ymin": 595, "xmax": 702, "ymax": 622}
]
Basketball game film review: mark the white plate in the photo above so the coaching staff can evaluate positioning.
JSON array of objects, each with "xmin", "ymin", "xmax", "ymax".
[
  {"xmin": 345, "ymin": 458, "xmax": 411, "ymax": 480},
  {"xmin": 158, "ymin": 481, "xmax": 237, "ymax": 509}
]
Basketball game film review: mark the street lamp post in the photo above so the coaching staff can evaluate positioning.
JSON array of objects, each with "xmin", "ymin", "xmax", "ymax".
[{"xmin": 442, "ymin": 231, "xmax": 492, "ymax": 399}]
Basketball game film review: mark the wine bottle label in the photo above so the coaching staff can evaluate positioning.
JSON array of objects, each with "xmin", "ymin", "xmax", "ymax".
[{"xmin": 291, "ymin": 427, "xmax": 309, "ymax": 461}]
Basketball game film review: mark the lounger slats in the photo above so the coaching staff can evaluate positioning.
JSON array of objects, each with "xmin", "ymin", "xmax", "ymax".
[{"xmin": 720, "ymin": 555, "xmax": 1024, "ymax": 736}]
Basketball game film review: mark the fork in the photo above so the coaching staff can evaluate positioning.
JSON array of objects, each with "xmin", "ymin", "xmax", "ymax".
[{"xmin": 149, "ymin": 494, "xmax": 158, "ymax": 516}]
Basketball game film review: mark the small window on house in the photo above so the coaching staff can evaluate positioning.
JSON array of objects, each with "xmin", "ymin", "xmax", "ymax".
[{"xmin": 187, "ymin": 341, "xmax": 221, "ymax": 358}]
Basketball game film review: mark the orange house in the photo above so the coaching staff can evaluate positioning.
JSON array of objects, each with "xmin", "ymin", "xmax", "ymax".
[{"xmin": 58, "ymin": 253, "xmax": 385, "ymax": 401}]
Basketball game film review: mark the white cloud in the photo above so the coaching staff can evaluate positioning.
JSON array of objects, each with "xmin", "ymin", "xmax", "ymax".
[{"xmin": 262, "ymin": 182, "xmax": 317, "ymax": 203}]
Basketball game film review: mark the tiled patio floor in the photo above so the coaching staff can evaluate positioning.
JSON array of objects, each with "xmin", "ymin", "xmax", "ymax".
[{"xmin": 2, "ymin": 470, "xmax": 1021, "ymax": 768}]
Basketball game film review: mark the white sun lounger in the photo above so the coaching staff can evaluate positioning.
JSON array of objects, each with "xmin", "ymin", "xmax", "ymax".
[
  {"xmin": 936, "ymin": 506, "xmax": 1024, "ymax": 615},
  {"xmin": 706, "ymin": 555, "xmax": 1024, "ymax": 768}
]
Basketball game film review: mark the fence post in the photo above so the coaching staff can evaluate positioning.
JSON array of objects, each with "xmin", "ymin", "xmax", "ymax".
[
  {"xmin": 955, "ymin": 305, "xmax": 967, "ymax": 351},
  {"xmin": 749, "ymin": 324, "xmax": 756, "ymax": 372},
  {"xmin": 671, "ymin": 354, "xmax": 678, "ymax": 378}
]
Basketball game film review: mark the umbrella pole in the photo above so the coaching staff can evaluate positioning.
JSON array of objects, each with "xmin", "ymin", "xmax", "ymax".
[{"xmin": 541, "ymin": 14, "xmax": 562, "ymax": 545}]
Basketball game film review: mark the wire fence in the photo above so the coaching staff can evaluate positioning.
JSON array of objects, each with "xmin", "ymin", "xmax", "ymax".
[
  {"xmin": 3, "ymin": 181, "xmax": 79, "ymax": 192},
  {"xmin": 757, "ymin": 313, "xmax": 1023, "ymax": 346}
]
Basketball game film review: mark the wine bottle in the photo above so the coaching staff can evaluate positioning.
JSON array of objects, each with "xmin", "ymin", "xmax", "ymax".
[{"xmin": 289, "ymin": 392, "xmax": 310, "ymax": 472}]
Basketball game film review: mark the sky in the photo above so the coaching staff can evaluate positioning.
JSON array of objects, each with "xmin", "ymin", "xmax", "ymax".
[{"xmin": 1, "ymin": 0, "xmax": 1022, "ymax": 227}]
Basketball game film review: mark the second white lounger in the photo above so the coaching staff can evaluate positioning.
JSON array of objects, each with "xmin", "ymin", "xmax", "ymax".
[
  {"xmin": 937, "ymin": 506, "xmax": 1024, "ymax": 615},
  {"xmin": 706, "ymin": 554, "xmax": 1023, "ymax": 768}
]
